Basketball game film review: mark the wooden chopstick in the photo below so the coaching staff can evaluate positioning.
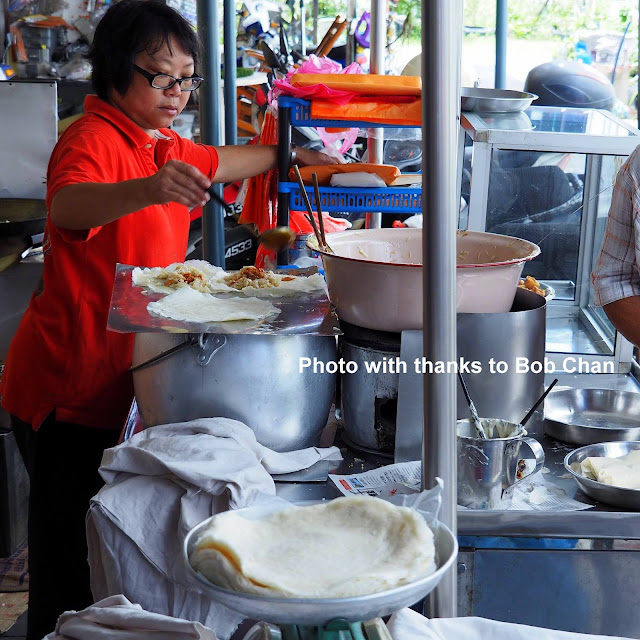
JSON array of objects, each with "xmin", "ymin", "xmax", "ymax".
[
  {"xmin": 292, "ymin": 164, "xmax": 325, "ymax": 249},
  {"xmin": 311, "ymin": 172, "xmax": 328, "ymax": 250}
]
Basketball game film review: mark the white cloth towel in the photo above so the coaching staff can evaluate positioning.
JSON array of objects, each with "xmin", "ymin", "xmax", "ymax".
[
  {"xmin": 87, "ymin": 418, "xmax": 342, "ymax": 640},
  {"xmin": 387, "ymin": 607, "xmax": 635, "ymax": 640},
  {"xmin": 45, "ymin": 594, "xmax": 218, "ymax": 640}
]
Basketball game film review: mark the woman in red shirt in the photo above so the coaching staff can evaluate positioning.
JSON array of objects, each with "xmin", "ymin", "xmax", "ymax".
[{"xmin": 0, "ymin": 1, "xmax": 333, "ymax": 637}]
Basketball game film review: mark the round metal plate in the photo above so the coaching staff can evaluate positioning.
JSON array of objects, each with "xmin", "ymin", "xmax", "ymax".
[
  {"xmin": 564, "ymin": 442, "xmax": 640, "ymax": 510},
  {"xmin": 544, "ymin": 388, "xmax": 640, "ymax": 445},
  {"xmin": 183, "ymin": 503, "xmax": 458, "ymax": 625}
]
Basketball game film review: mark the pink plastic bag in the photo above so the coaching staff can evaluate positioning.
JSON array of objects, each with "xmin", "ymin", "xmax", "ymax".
[
  {"xmin": 272, "ymin": 55, "xmax": 361, "ymax": 153},
  {"xmin": 273, "ymin": 55, "xmax": 364, "ymax": 105}
]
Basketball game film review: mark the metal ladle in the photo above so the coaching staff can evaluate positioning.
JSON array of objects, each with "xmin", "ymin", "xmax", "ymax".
[
  {"xmin": 457, "ymin": 371, "xmax": 487, "ymax": 439},
  {"xmin": 258, "ymin": 226, "xmax": 297, "ymax": 251}
]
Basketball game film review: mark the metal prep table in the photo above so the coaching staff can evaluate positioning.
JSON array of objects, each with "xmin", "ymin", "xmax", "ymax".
[
  {"xmin": 460, "ymin": 107, "xmax": 640, "ymax": 374},
  {"xmin": 275, "ymin": 372, "xmax": 640, "ymax": 638}
]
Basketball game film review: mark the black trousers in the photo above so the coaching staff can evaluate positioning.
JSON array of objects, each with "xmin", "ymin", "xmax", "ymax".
[{"xmin": 11, "ymin": 413, "xmax": 121, "ymax": 640}]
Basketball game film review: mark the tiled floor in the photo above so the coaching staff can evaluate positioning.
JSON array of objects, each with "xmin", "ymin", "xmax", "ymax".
[{"xmin": 0, "ymin": 610, "xmax": 27, "ymax": 639}]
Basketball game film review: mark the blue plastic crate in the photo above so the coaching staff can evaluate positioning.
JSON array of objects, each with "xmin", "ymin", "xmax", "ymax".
[
  {"xmin": 278, "ymin": 182, "xmax": 422, "ymax": 213},
  {"xmin": 278, "ymin": 96, "xmax": 420, "ymax": 129}
]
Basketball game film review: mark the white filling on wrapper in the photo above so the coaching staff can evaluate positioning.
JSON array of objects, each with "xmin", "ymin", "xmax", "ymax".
[
  {"xmin": 189, "ymin": 495, "xmax": 436, "ymax": 598},
  {"xmin": 206, "ymin": 271, "xmax": 327, "ymax": 297},
  {"xmin": 132, "ymin": 260, "xmax": 225, "ymax": 294},
  {"xmin": 580, "ymin": 449, "xmax": 640, "ymax": 490},
  {"xmin": 147, "ymin": 287, "xmax": 280, "ymax": 323}
]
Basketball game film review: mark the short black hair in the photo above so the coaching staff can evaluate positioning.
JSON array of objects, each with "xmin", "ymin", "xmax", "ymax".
[{"xmin": 88, "ymin": 0, "xmax": 202, "ymax": 101}]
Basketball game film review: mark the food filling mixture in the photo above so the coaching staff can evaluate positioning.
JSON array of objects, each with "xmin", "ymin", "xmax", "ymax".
[{"xmin": 223, "ymin": 265, "xmax": 295, "ymax": 290}]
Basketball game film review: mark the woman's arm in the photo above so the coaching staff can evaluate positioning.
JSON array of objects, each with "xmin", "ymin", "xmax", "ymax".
[
  {"xmin": 212, "ymin": 144, "xmax": 339, "ymax": 183},
  {"xmin": 50, "ymin": 145, "xmax": 339, "ymax": 230},
  {"xmin": 50, "ymin": 160, "xmax": 211, "ymax": 230}
]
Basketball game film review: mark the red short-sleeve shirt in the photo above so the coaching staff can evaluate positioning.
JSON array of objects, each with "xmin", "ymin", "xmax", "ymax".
[{"xmin": 0, "ymin": 95, "xmax": 219, "ymax": 430}]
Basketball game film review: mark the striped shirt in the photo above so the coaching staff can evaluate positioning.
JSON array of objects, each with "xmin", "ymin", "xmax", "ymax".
[{"xmin": 592, "ymin": 145, "xmax": 640, "ymax": 307}]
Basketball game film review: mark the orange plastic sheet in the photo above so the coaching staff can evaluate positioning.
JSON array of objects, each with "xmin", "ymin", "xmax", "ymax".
[
  {"xmin": 310, "ymin": 96, "xmax": 421, "ymax": 126},
  {"xmin": 290, "ymin": 73, "xmax": 421, "ymax": 97},
  {"xmin": 238, "ymin": 107, "xmax": 278, "ymax": 232},
  {"xmin": 291, "ymin": 163, "xmax": 400, "ymax": 186}
]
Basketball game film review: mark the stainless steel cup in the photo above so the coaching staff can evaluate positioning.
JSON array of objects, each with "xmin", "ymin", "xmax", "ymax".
[{"xmin": 457, "ymin": 418, "xmax": 545, "ymax": 509}]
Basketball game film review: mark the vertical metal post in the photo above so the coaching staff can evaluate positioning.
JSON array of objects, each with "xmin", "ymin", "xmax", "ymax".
[
  {"xmin": 638, "ymin": 0, "xmax": 640, "ymax": 130},
  {"xmin": 365, "ymin": 0, "xmax": 386, "ymax": 230},
  {"xmin": 422, "ymin": 0, "xmax": 461, "ymax": 619},
  {"xmin": 223, "ymin": 0, "xmax": 237, "ymax": 146},
  {"xmin": 197, "ymin": 0, "xmax": 225, "ymax": 266},
  {"xmin": 312, "ymin": 0, "xmax": 319, "ymax": 49},
  {"xmin": 346, "ymin": 0, "xmax": 357, "ymax": 65},
  {"xmin": 276, "ymin": 106, "xmax": 292, "ymax": 266},
  {"xmin": 495, "ymin": 0, "xmax": 508, "ymax": 88},
  {"xmin": 300, "ymin": 0, "xmax": 307, "ymax": 56}
]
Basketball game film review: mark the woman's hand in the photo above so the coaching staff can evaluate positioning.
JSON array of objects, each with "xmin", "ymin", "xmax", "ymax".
[
  {"xmin": 145, "ymin": 160, "xmax": 211, "ymax": 209},
  {"xmin": 295, "ymin": 146, "xmax": 345, "ymax": 167}
]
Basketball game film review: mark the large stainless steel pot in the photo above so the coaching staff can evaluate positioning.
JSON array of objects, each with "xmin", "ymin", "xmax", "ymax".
[{"xmin": 132, "ymin": 332, "xmax": 337, "ymax": 452}]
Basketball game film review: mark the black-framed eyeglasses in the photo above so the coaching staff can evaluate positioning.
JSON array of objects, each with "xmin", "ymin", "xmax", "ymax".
[{"xmin": 133, "ymin": 64, "xmax": 204, "ymax": 91}]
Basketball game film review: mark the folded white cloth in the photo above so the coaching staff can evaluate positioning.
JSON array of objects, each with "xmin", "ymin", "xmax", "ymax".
[
  {"xmin": 386, "ymin": 607, "xmax": 635, "ymax": 640},
  {"xmin": 87, "ymin": 418, "xmax": 342, "ymax": 640},
  {"xmin": 45, "ymin": 594, "xmax": 217, "ymax": 640}
]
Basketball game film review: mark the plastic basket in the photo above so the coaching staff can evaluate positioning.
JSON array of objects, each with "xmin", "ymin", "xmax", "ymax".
[{"xmin": 278, "ymin": 182, "xmax": 422, "ymax": 213}]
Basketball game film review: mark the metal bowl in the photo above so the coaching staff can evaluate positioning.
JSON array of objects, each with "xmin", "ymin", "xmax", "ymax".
[
  {"xmin": 545, "ymin": 388, "xmax": 640, "ymax": 445},
  {"xmin": 183, "ymin": 502, "xmax": 458, "ymax": 625},
  {"xmin": 460, "ymin": 87, "xmax": 538, "ymax": 113},
  {"xmin": 564, "ymin": 442, "xmax": 640, "ymax": 510}
]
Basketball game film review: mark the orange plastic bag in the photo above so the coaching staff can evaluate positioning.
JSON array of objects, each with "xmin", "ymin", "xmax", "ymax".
[
  {"xmin": 310, "ymin": 97, "xmax": 421, "ymax": 126},
  {"xmin": 290, "ymin": 74, "xmax": 421, "ymax": 96},
  {"xmin": 290, "ymin": 163, "xmax": 400, "ymax": 186}
]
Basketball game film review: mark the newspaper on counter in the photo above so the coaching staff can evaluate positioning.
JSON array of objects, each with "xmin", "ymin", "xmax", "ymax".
[{"xmin": 329, "ymin": 461, "xmax": 592, "ymax": 511}]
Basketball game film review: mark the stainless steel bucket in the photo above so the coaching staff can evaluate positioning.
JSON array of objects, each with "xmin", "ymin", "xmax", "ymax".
[
  {"xmin": 132, "ymin": 333, "xmax": 337, "ymax": 452},
  {"xmin": 457, "ymin": 288, "xmax": 547, "ymax": 436}
]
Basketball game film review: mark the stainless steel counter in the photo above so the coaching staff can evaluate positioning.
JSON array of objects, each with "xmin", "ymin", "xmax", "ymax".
[{"xmin": 276, "ymin": 373, "xmax": 640, "ymax": 541}]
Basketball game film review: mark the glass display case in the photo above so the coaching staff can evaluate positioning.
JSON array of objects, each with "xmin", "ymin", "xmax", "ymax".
[{"xmin": 459, "ymin": 106, "xmax": 640, "ymax": 371}]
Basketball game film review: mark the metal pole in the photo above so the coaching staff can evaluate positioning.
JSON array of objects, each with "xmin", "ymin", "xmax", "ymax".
[
  {"xmin": 638, "ymin": 0, "xmax": 640, "ymax": 130},
  {"xmin": 300, "ymin": 0, "xmax": 306, "ymax": 56},
  {"xmin": 223, "ymin": 0, "xmax": 237, "ymax": 146},
  {"xmin": 495, "ymin": 0, "xmax": 508, "ymax": 88},
  {"xmin": 365, "ymin": 0, "xmax": 386, "ymax": 230},
  {"xmin": 312, "ymin": 0, "xmax": 319, "ymax": 49},
  {"xmin": 346, "ymin": 0, "xmax": 357, "ymax": 65},
  {"xmin": 422, "ymin": 0, "xmax": 461, "ymax": 619},
  {"xmin": 197, "ymin": 0, "xmax": 226, "ymax": 266}
]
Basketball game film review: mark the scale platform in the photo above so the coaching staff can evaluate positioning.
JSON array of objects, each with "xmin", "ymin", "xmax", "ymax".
[{"xmin": 183, "ymin": 506, "xmax": 458, "ymax": 627}]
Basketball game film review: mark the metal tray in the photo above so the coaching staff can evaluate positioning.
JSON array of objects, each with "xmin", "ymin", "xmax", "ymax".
[
  {"xmin": 107, "ymin": 264, "xmax": 340, "ymax": 336},
  {"xmin": 183, "ymin": 504, "xmax": 458, "ymax": 625},
  {"xmin": 544, "ymin": 388, "xmax": 640, "ymax": 445},
  {"xmin": 460, "ymin": 87, "xmax": 538, "ymax": 113},
  {"xmin": 564, "ymin": 442, "xmax": 640, "ymax": 510}
]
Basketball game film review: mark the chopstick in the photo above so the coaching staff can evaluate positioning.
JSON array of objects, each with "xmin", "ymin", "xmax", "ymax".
[
  {"xmin": 292, "ymin": 164, "xmax": 326, "ymax": 250},
  {"xmin": 311, "ymin": 172, "xmax": 332, "ymax": 253}
]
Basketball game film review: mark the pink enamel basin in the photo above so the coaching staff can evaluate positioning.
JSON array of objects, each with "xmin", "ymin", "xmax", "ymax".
[{"xmin": 314, "ymin": 228, "xmax": 540, "ymax": 332}]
